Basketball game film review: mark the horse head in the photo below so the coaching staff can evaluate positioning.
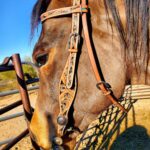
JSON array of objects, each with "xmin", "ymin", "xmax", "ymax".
[{"xmin": 30, "ymin": 0, "xmax": 149, "ymax": 149}]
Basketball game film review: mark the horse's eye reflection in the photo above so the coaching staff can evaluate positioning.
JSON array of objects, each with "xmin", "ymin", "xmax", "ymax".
[{"xmin": 36, "ymin": 53, "xmax": 48, "ymax": 67}]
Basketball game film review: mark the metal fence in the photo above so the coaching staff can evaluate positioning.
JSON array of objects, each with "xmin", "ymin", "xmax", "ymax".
[{"xmin": 0, "ymin": 54, "xmax": 40, "ymax": 150}]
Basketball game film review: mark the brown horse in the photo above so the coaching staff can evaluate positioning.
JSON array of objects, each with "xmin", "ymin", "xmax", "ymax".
[{"xmin": 30, "ymin": 0, "xmax": 150, "ymax": 149}]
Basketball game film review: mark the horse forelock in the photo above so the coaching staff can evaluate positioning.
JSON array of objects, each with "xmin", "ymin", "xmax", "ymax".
[{"xmin": 31, "ymin": 0, "xmax": 51, "ymax": 39}]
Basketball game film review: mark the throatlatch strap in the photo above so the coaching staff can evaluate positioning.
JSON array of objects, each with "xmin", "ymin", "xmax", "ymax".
[{"xmin": 81, "ymin": 0, "xmax": 127, "ymax": 113}]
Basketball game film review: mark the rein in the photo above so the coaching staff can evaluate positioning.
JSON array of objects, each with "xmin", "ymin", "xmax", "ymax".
[{"xmin": 40, "ymin": 0, "xmax": 127, "ymax": 143}]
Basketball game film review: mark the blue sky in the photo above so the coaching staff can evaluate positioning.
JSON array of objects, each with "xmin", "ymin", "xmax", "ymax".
[{"xmin": 0, "ymin": 0, "xmax": 40, "ymax": 63}]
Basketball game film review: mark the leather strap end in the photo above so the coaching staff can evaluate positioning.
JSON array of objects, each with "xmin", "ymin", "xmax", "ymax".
[{"xmin": 113, "ymin": 101, "xmax": 128, "ymax": 113}]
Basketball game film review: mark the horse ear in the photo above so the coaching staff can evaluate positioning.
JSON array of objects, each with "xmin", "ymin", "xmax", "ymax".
[{"xmin": 30, "ymin": 0, "xmax": 51, "ymax": 39}]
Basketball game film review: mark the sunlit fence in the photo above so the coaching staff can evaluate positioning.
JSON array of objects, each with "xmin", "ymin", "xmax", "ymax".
[{"xmin": 0, "ymin": 54, "xmax": 39, "ymax": 150}]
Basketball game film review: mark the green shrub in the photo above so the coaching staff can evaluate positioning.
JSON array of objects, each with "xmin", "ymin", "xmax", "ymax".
[
  {"xmin": 23, "ymin": 64, "xmax": 37, "ymax": 79},
  {"xmin": 0, "ymin": 56, "xmax": 38, "ymax": 91}
]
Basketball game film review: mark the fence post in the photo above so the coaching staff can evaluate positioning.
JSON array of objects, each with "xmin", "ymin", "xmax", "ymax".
[
  {"xmin": 11, "ymin": 54, "xmax": 32, "ymax": 121},
  {"xmin": 11, "ymin": 54, "xmax": 40, "ymax": 149},
  {"xmin": 0, "ymin": 54, "xmax": 40, "ymax": 149}
]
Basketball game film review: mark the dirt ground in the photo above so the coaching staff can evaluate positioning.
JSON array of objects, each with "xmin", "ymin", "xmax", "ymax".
[
  {"xmin": 0, "ymin": 90, "xmax": 37, "ymax": 150},
  {"xmin": 0, "ymin": 85, "xmax": 150, "ymax": 150}
]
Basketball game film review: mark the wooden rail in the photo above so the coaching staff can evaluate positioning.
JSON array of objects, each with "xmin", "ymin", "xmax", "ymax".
[{"xmin": 123, "ymin": 85, "xmax": 150, "ymax": 100}]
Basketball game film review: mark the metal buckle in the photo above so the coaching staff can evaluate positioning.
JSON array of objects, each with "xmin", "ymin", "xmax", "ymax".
[
  {"xmin": 96, "ymin": 81, "xmax": 111, "ymax": 89},
  {"xmin": 69, "ymin": 33, "xmax": 80, "ymax": 43},
  {"xmin": 96, "ymin": 81, "xmax": 112, "ymax": 96},
  {"xmin": 67, "ymin": 33, "xmax": 80, "ymax": 49}
]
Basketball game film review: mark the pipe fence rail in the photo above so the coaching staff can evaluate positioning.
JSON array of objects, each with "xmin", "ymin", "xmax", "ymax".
[
  {"xmin": 0, "ymin": 54, "xmax": 40, "ymax": 150},
  {"xmin": 0, "ymin": 85, "xmax": 39, "ymax": 97}
]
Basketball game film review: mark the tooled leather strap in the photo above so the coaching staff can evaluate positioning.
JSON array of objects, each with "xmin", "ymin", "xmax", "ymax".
[
  {"xmin": 81, "ymin": 0, "xmax": 127, "ymax": 113},
  {"xmin": 41, "ymin": 4, "xmax": 88, "ymax": 22},
  {"xmin": 57, "ymin": 0, "xmax": 82, "ymax": 136},
  {"xmin": 40, "ymin": 0, "xmax": 88, "ymax": 136}
]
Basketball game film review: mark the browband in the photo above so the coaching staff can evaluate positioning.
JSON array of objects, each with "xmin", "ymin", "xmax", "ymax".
[{"xmin": 40, "ymin": 4, "xmax": 88, "ymax": 22}]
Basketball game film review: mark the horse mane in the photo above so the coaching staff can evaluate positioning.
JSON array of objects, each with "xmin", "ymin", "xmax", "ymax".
[
  {"xmin": 31, "ymin": 0, "xmax": 149, "ymax": 75},
  {"xmin": 104, "ymin": 0, "xmax": 149, "ymax": 76}
]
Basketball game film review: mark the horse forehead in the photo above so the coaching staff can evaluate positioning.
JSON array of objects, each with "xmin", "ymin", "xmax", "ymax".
[{"xmin": 48, "ymin": 0, "xmax": 72, "ymax": 9}]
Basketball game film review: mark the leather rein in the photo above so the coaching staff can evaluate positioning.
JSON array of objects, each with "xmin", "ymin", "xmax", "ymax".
[{"xmin": 40, "ymin": 0, "xmax": 127, "ymax": 140}]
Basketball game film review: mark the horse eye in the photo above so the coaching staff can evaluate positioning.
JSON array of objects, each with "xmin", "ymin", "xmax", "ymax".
[{"xmin": 36, "ymin": 53, "xmax": 48, "ymax": 67}]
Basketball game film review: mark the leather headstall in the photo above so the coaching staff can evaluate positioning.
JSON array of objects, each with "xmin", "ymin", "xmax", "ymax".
[{"xmin": 40, "ymin": 0, "xmax": 127, "ymax": 138}]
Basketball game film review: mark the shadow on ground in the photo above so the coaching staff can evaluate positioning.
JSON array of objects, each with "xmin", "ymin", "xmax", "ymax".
[{"xmin": 110, "ymin": 125, "xmax": 150, "ymax": 150}]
